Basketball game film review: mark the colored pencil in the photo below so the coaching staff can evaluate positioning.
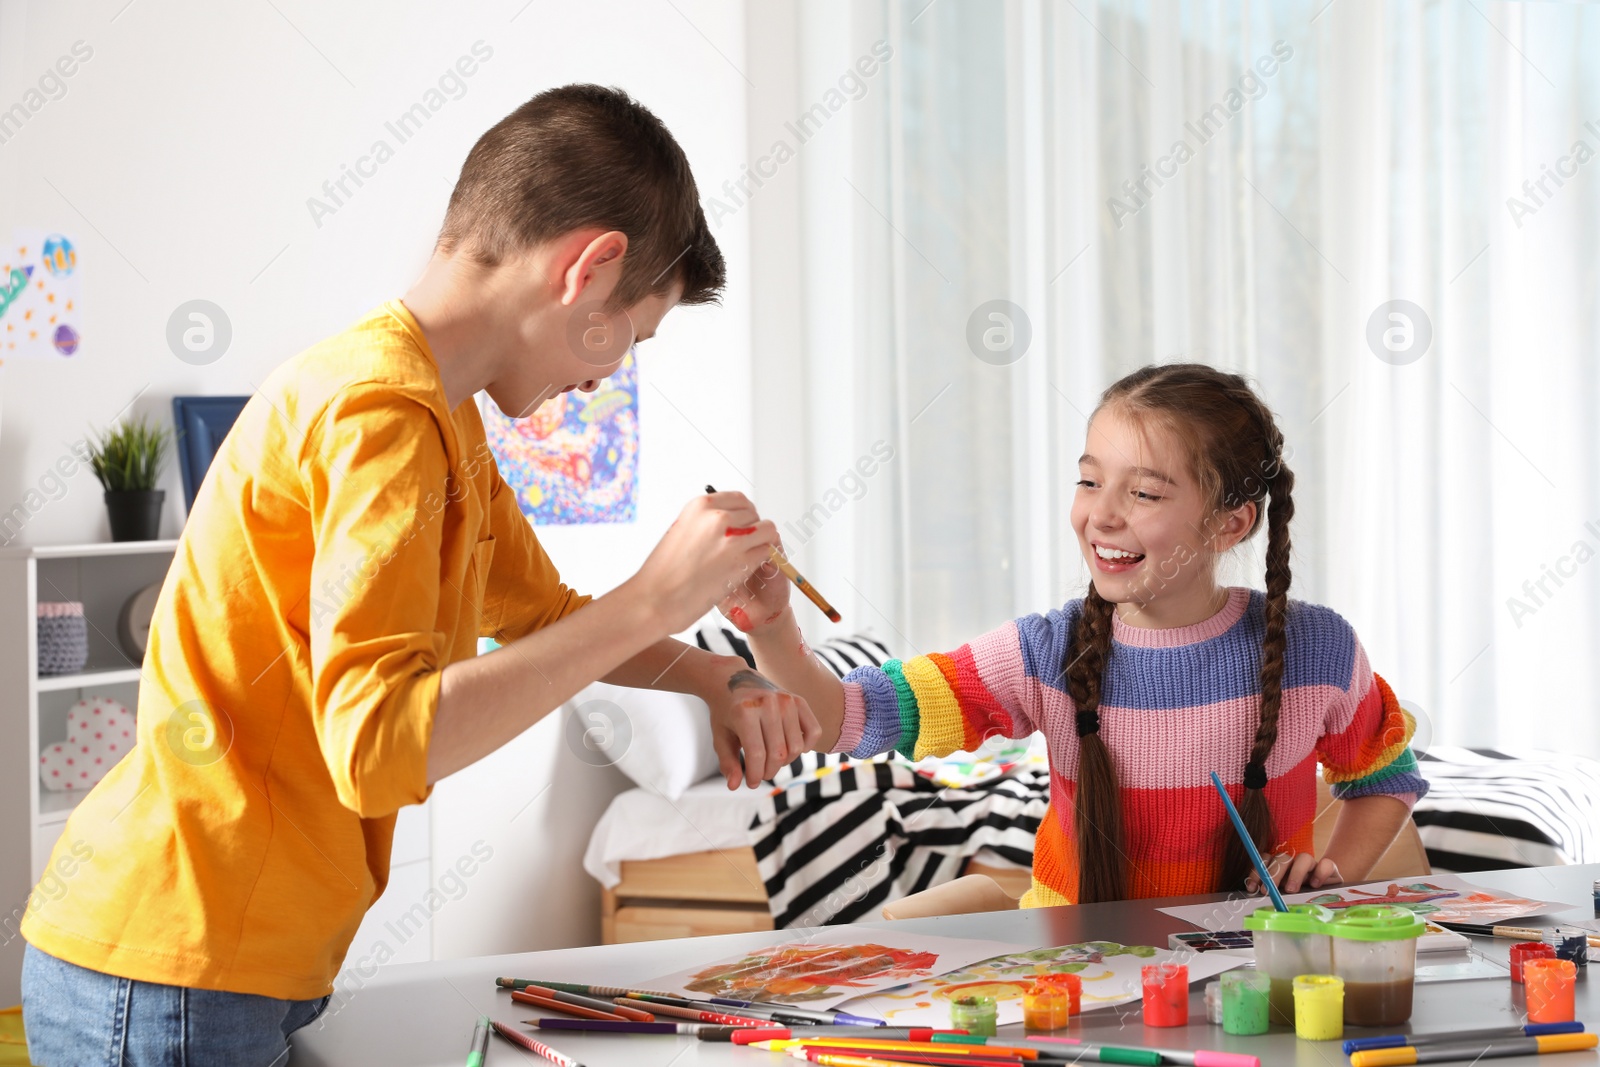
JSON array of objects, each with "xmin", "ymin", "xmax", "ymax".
[
  {"xmin": 1028, "ymin": 1034, "xmax": 1259, "ymax": 1067},
  {"xmin": 509, "ymin": 989, "xmax": 627, "ymax": 1021},
  {"xmin": 706, "ymin": 484, "xmax": 841, "ymax": 622},
  {"xmin": 513, "ymin": 983, "xmax": 653, "ymax": 1021},
  {"xmin": 709, "ymin": 996, "xmax": 885, "ymax": 1027},
  {"xmin": 734, "ymin": 1028, "xmax": 961, "ymax": 1044},
  {"xmin": 799, "ymin": 1054, "xmax": 936, "ymax": 1067},
  {"xmin": 496, "ymin": 977, "xmax": 670, "ymax": 997},
  {"xmin": 616, "ymin": 999, "xmax": 768, "ymax": 1026},
  {"xmin": 775, "ymin": 1045, "xmax": 1022, "ymax": 1066},
  {"xmin": 1208, "ymin": 769, "xmax": 1286, "ymax": 910},
  {"xmin": 526, "ymin": 1017, "xmax": 722, "ymax": 1035},
  {"xmin": 1344, "ymin": 1022, "xmax": 1584, "ymax": 1053},
  {"xmin": 1435, "ymin": 921, "xmax": 1600, "ymax": 948},
  {"xmin": 1347, "ymin": 1032, "xmax": 1597, "ymax": 1067},
  {"xmin": 465, "ymin": 1014, "xmax": 490, "ymax": 1067},
  {"xmin": 625, "ymin": 991, "xmax": 831, "ymax": 1027},
  {"xmin": 762, "ymin": 1037, "xmax": 1038, "ymax": 1059},
  {"xmin": 490, "ymin": 1020, "xmax": 586, "ymax": 1067}
]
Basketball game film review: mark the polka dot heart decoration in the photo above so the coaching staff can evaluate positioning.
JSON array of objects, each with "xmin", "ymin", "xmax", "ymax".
[{"xmin": 39, "ymin": 696, "xmax": 134, "ymax": 793}]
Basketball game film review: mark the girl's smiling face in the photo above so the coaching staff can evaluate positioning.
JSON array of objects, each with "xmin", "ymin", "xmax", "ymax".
[{"xmin": 1071, "ymin": 407, "xmax": 1257, "ymax": 627}]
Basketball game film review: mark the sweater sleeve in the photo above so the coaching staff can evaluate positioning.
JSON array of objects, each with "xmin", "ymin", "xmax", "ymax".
[
  {"xmin": 833, "ymin": 615, "xmax": 1048, "ymax": 760},
  {"xmin": 1316, "ymin": 636, "xmax": 1430, "ymax": 804}
]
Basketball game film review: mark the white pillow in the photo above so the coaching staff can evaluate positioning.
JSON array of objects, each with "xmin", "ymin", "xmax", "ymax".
[{"xmin": 565, "ymin": 680, "xmax": 720, "ymax": 799}]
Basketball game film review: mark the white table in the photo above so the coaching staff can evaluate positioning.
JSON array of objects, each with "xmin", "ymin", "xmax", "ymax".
[{"xmin": 291, "ymin": 863, "xmax": 1600, "ymax": 1066}]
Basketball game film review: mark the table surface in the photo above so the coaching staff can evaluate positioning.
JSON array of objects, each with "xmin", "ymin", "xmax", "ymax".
[{"xmin": 291, "ymin": 863, "xmax": 1600, "ymax": 1066}]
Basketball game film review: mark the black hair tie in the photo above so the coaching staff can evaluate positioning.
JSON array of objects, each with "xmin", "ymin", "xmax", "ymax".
[
  {"xmin": 1076, "ymin": 710, "xmax": 1101, "ymax": 737},
  {"xmin": 1243, "ymin": 760, "xmax": 1268, "ymax": 790}
]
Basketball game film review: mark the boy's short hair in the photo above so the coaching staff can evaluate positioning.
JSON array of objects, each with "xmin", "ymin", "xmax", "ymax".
[{"xmin": 438, "ymin": 84, "xmax": 724, "ymax": 309}]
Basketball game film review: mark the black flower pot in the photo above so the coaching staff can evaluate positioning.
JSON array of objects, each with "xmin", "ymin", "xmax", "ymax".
[{"xmin": 105, "ymin": 489, "xmax": 165, "ymax": 541}]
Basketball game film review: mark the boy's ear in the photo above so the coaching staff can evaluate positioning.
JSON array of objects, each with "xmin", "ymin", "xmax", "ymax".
[{"xmin": 560, "ymin": 230, "xmax": 629, "ymax": 307}]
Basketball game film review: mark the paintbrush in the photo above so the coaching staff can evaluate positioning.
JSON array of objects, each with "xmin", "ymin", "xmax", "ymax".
[{"xmin": 706, "ymin": 484, "xmax": 841, "ymax": 623}]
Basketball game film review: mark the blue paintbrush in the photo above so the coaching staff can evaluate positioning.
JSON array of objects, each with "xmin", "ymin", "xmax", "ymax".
[{"xmin": 1210, "ymin": 769, "xmax": 1286, "ymax": 911}]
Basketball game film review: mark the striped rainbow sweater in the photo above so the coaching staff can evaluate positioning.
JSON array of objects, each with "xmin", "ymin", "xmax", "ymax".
[{"xmin": 835, "ymin": 587, "xmax": 1428, "ymax": 905}]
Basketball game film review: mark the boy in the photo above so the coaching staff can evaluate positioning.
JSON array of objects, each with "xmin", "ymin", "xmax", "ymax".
[{"xmin": 20, "ymin": 84, "xmax": 817, "ymax": 1065}]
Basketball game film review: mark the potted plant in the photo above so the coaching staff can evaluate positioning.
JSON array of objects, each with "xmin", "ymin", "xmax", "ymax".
[{"xmin": 88, "ymin": 415, "xmax": 175, "ymax": 541}]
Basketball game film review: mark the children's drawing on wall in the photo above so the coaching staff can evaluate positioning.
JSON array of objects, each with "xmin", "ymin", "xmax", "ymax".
[
  {"xmin": 1, "ymin": 231, "xmax": 81, "ymax": 361},
  {"xmin": 480, "ymin": 348, "xmax": 638, "ymax": 524}
]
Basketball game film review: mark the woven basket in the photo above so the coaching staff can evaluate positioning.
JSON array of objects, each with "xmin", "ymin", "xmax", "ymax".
[{"xmin": 37, "ymin": 602, "xmax": 88, "ymax": 676}]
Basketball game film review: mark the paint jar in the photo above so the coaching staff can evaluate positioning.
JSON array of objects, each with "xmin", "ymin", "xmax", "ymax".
[
  {"xmin": 1510, "ymin": 941, "xmax": 1557, "ymax": 984},
  {"xmin": 1140, "ymin": 962, "xmax": 1189, "ymax": 1027},
  {"xmin": 1204, "ymin": 980, "xmax": 1223, "ymax": 1025},
  {"xmin": 950, "ymin": 995, "xmax": 997, "ymax": 1037},
  {"xmin": 1220, "ymin": 970, "xmax": 1271, "ymax": 1035},
  {"xmin": 1326, "ymin": 905, "xmax": 1423, "ymax": 1027},
  {"xmin": 1023, "ymin": 982, "xmax": 1069, "ymax": 1031},
  {"xmin": 1524, "ymin": 958, "xmax": 1578, "ymax": 1024},
  {"xmin": 1291, "ymin": 975, "xmax": 1344, "ymax": 1041},
  {"xmin": 1593, "ymin": 878, "xmax": 1599, "ymax": 918},
  {"xmin": 1545, "ymin": 927, "xmax": 1588, "ymax": 968},
  {"xmin": 1038, "ymin": 972, "xmax": 1082, "ymax": 1015},
  {"xmin": 1244, "ymin": 904, "xmax": 1335, "ymax": 1025}
]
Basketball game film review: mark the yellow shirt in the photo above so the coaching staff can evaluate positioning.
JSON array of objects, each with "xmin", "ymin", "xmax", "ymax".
[{"xmin": 22, "ymin": 301, "xmax": 589, "ymax": 999}]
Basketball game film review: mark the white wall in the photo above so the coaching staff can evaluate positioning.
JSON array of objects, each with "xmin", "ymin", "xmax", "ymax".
[{"xmin": 0, "ymin": 0, "xmax": 753, "ymax": 959}]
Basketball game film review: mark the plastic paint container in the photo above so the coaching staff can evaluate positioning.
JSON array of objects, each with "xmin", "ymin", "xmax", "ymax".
[
  {"xmin": 1545, "ymin": 927, "xmax": 1588, "ymax": 968},
  {"xmin": 1592, "ymin": 877, "xmax": 1599, "ymax": 917},
  {"xmin": 1204, "ymin": 980, "xmax": 1224, "ymax": 1025},
  {"xmin": 1220, "ymin": 970, "xmax": 1271, "ymax": 1035},
  {"xmin": 1510, "ymin": 941, "xmax": 1557, "ymax": 983},
  {"xmin": 1140, "ymin": 962, "xmax": 1189, "ymax": 1027},
  {"xmin": 1023, "ymin": 982, "xmax": 1069, "ymax": 1031},
  {"xmin": 1244, "ymin": 903, "xmax": 1335, "ymax": 1025},
  {"xmin": 1039, "ymin": 972, "xmax": 1082, "ymax": 1015},
  {"xmin": 1292, "ymin": 975, "xmax": 1344, "ymax": 1040},
  {"xmin": 1325, "ymin": 905, "xmax": 1424, "ymax": 1027},
  {"xmin": 1524, "ymin": 958, "xmax": 1578, "ymax": 1024},
  {"xmin": 950, "ymin": 995, "xmax": 998, "ymax": 1036}
]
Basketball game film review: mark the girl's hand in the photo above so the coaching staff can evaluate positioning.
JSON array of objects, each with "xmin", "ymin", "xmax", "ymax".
[
  {"xmin": 1245, "ymin": 852, "xmax": 1342, "ymax": 895},
  {"xmin": 632, "ymin": 492, "xmax": 779, "ymax": 634},
  {"xmin": 705, "ymin": 660, "xmax": 822, "ymax": 788},
  {"xmin": 718, "ymin": 551, "xmax": 792, "ymax": 635}
]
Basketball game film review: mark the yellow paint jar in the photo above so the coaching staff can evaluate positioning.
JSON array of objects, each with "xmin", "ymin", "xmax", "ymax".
[{"xmin": 1292, "ymin": 974, "xmax": 1344, "ymax": 1041}]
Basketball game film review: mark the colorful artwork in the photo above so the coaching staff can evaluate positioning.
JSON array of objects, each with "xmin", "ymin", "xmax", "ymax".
[
  {"xmin": 480, "ymin": 350, "xmax": 638, "ymax": 525},
  {"xmin": 842, "ymin": 942, "xmax": 1246, "ymax": 1027},
  {"xmin": 1158, "ymin": 873, "xmax": 1561, "ymax": 932},
  {"xmin": 645, "ymin": 931, "xmax": 1021, "ymax": 1010},
  {"xmin": 1, "ymin": 231, "xmax": 81, "ymax": 360}
]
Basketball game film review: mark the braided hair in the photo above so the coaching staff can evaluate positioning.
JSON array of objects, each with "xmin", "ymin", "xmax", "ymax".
[{"xmin": 1064, "ymin": 364, "xmax": 1295, "ymax": 902}]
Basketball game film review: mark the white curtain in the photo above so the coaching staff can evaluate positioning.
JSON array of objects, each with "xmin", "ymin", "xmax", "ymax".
[{"xmin": 788, "ymin": 0, "xmax": 1600, "ymax": 756}]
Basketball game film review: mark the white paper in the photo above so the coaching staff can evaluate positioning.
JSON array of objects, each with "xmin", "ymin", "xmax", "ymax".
[
  {"xmin": 838, "ymin": 942, "xmax": 1247, "ymax": 1027},
  {"xmin": 641, "ymin": 928, "xmax": 1027, "ymax": 1011},
  {"xmin": 1157, "ymin": 873, "xmax": 1565, "ymax": 931}
]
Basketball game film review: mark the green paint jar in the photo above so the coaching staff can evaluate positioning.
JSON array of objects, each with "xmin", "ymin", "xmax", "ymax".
[
  {"xmin": 949, "ymin": 994, "xmax": 998, "ymax": 1036},
  {"xmin": 1220, "ymin": 970, "xmax": 1271, "ymax": 1035}
]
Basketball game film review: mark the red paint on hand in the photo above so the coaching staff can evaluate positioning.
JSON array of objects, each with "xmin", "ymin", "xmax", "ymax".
[
  {"xmin": 724, "ymin": 525, "xmax": 757, "ymax": 537},
  {"xmin": 727, "ymin": 605, "xmax": 752, "ymax": 631}
]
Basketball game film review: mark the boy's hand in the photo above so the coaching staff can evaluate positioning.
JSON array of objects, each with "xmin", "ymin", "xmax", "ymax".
[
  {"xmin": 718, "ymin": 553, "xmax": 791, "ymax": 635},
  {"xmin": 633, "ymin": 492, "xmax": 780, "ymax": 634},
  {"xmin": 706, "ymin": 660, "xmax": 823, "ymax": 788},
  {"xmin": 1246, "ymin": 852, "xmax": 1342, "ymax": 895}
]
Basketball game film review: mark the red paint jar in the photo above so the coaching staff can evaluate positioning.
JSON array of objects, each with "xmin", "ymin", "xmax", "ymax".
[
  {"xmin": 1040, "ymin": 972, "xmax": 1082, "ymax": 1015},
  {"xmin": 1510, "ymin": 941, "xmax": 1556, "ymax": 984},
  {"xmin": 1141, "ymin": 962, "xmax": 1189, "ymax": 1027}
]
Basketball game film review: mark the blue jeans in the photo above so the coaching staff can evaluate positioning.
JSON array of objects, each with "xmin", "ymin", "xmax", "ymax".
[{"xmin": 22, "ymin": 944, "xmax": 331, "ymax": 1067}]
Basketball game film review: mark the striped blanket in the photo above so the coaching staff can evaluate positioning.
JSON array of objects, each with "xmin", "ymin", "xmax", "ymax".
[{"xmin": 1412, "ymin": 746, "xmax": 1600, "ymax": 870}]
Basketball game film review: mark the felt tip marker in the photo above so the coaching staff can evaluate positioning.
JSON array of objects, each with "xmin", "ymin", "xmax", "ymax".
[
  {"xmin": 490, "ymin": 1020, "xmax": 586, "ymax": 1067},
  {"xmin": 465, "ymin": 1014, "xmax": 490, "ymax": 1067},
  {"xmin": 528, "ymin": 1018, "xmax": 723, "ymax": 1035},
  {"xmin": 732, "ymin": 1028, "xmax": 960, "ymax": 1045},
  {"xmin": 1346, "ymin": 1033, "xmax": 1597, "ymax": 1067},
  {"xmin": 1343, "ymin": 1021, "xmax": 1584, "ymax": 1054},
  {"xmin": 709, "ymin": 996, "xmax": 886, "ymax": 1027},
  {"xmin": 1028, "ymin": 1034, "xmax": 1261, "ymax": 1067}
]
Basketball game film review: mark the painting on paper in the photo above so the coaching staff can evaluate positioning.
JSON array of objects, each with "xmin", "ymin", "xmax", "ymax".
[
  {"xmin": 841, "ymin": 942, "xmax": 1246, "ymax": 1027},
  {"xmin": 1, "ymin": 231, "xmax": 81, "ymax": 360}
]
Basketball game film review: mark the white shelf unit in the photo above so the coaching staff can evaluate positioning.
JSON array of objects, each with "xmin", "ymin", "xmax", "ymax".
[{"xmin": 0, "ymin": 540, "xmax": 178, "ymax": 1006}]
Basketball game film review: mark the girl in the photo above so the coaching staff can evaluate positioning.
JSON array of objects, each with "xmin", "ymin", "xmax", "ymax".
[{"xmin": 729, "ymin": 363, "xmax": 1426, "ymax": 904}]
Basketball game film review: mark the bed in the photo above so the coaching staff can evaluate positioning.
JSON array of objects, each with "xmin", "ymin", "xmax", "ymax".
[{"xmin": 579, "ymin": 627, "xmax": 1600, "ymax": 945}]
